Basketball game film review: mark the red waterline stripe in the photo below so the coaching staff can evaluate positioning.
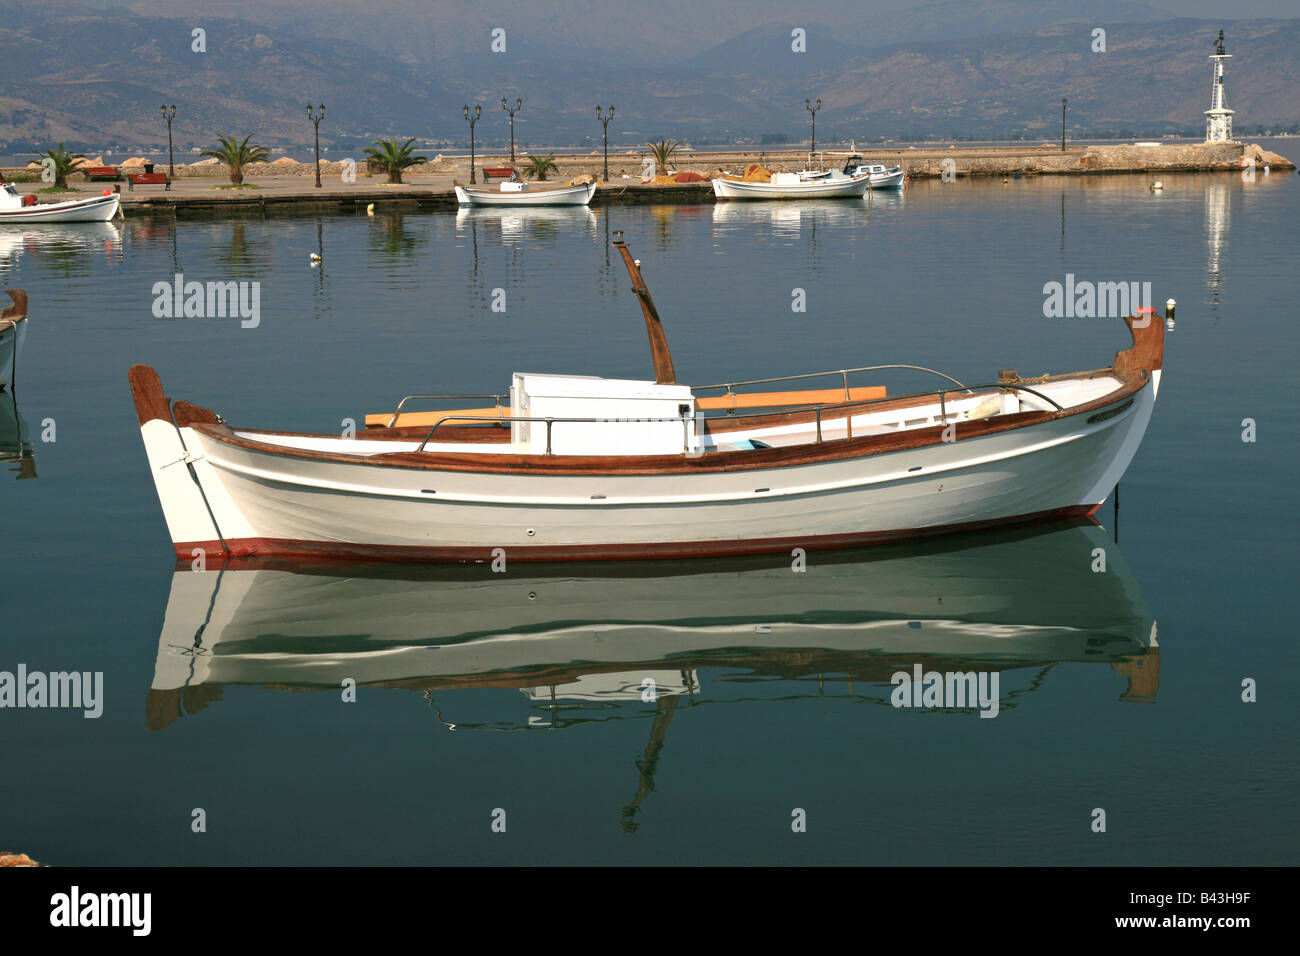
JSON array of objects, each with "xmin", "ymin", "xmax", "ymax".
[{"xmin": 172, "ymin": 503, "xmax": 1100, "ymax": 564}]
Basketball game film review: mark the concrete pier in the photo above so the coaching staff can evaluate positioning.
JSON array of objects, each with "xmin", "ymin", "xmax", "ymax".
[{"xmin": 2, "ymin": 141, "xmax": 1290, "ymax": 215}]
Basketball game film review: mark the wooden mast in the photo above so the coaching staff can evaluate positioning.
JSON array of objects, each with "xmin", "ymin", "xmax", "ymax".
[{"xmin": 612, "ymin": 234, "xmax": 676, "ymax": 385}]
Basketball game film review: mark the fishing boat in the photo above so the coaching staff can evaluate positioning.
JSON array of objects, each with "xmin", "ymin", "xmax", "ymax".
[
  {"xmin": 0, "ymin": 179, "xmax": 120, "ymax": 222},
  {"xmin": 837, "ymin": 154, "xmax": 907, "ymax": 189},
  {"xmin": 129, "ymin": 236, "xmax": 1163, "ymax": 563},
  {"xmin": 454, "ymin": 180, "xmax": 597, "ymax": 207},
  {"xmin": 146, "ymin": 521, "xmax": 1158, "ymax": 731},
  {"xmin": 0, "ymin": 291, "xmax": 28, "ymax": 392},
  {"xmin": 712, "ymin": 172, "xmax": 870, "ymax": 200}
]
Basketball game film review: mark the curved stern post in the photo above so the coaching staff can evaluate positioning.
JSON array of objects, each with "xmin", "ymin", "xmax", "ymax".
[{"xmin": 128, "ymin": 365, "xmax": 226, "ymax": 561}]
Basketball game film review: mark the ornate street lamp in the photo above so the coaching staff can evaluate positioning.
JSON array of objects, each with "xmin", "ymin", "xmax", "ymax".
[
  {"xmin": 1061, "ymin": 98, "xmax": 1067, "ymax": 151},
  {"xmin": 160, "ymin": 104, "xmax": 177, "ymax": 177},
  {"xmin": 501, "ymin": 98, "xmax": 522, "ymax": 164},
  {"xmin": 805, "ymin": 98, "xmax": 821, "ymax": 154},
  {"xmin": 307, "ymin": 103, "xmax": 325, "ymax": 187},
  {"xmin": 596, "ymin": 105, "xmax": 615, "ymax": 181},
  {"xmin": 463, "ymin": 104, "xmax": 482, "ymax": 183}
]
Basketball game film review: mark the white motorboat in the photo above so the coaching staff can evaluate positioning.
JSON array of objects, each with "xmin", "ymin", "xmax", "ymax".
[
  {"xmin": 712, "ymin": 172, "xmax": 870, "ymax": 200},
  {"xmin": 0, "ymin": 180, "xmax": 120, "ymax": 222},
  {"xmin": 0, "ymin": 290, "xmax": 28, "ymax": 392},
  {"xmin": 835, "ymin": 154, "xmax": 906, "ymax": 189},
  {"xmin": 454, "ymin": 180, "xmax": 597, "ymax": 207},
  {"xmin": 130, "ymin": 237, "xmax": 1163, "ymax": 563}
]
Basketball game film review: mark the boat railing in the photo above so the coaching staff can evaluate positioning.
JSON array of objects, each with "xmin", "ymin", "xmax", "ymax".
[
  {"xmin": 382, "ymin": 393, "xmax": 510, "ymax": 428},
  {"xmin": 412, "ymin": 381, "xmax": 1064, "ymax": 454},
  {"xmin": 415, "ymin": 413, "xmax": 698, "ymax": 455},
  {"xmin": 693, "ymin": 364, "xmax": 971, "ymax": 407}
]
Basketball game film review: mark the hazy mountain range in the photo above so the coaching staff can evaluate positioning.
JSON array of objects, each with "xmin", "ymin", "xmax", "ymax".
[{"xmin": 0, "ymin": 0, "xmax": 1295, "ymax": 154}]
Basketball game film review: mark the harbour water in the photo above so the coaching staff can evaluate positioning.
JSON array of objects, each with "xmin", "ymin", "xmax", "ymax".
[{"xmin": 1, "ymin": 165, "xmax": 1295, "ymax": 865}]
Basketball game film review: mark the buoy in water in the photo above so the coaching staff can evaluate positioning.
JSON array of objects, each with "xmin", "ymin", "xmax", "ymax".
[
  {"xmin": 1165, "ymin": 298, "xmax": 1176, "ymax": 330},
  {"xmin": 1151, "ymin": 181, "xmax": 1164, "ymax": 191},
  {"xmin": 366, "ymin": 203, "xmax": 375, "ymax": 215},
  {"xmin": 309, "ymin": 253, "xmax": 322, "ymax": 266}
]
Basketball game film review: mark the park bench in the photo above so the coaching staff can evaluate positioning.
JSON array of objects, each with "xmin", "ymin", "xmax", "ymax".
[
  {"xmin": 81, "ymin": 166, "xmax": 122, "ymax": 182},
  {"xmin": 482, "ymin": 166, "xmax": 516, "ymax": 182},
  {"xmin": 127, "ymin": 172, "xmax": 171, "ymax": 191}
]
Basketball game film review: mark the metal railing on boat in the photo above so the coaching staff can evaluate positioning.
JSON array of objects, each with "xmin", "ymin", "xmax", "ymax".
[
  {"xmin": 382, "ymin": 394, "xmax": 510, "ymax": 428},
  {"xmin": 693, "ymin": 364, "xmax": 972, "ymax": 407},
  {"xmin": 411, "ymin": 381, "xmax": 1065, "ymax": 454}
]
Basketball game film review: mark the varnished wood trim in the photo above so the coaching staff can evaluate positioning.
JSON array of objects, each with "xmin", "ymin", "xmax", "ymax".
[
  {"xmin": 1, "ymin": 289, "xmax": 27, "ymax": 322},
  {"xmin": 173, "ymin": 399, "xmax": 221, "ymax": 428},
  {"xmin": 187, "ymin": 373, "xmax": 1146, "ymax": 477},
  {"xmin": 1114, "ymin": 312, "xmax": 1164, "ymax": 374},
  {"xmin": 128, "ymin": 364, "xmax": 172, "ymax": 426},
  {"xmin": 613, "ymin": 239, "xmax": 676, "ymax": 385}
]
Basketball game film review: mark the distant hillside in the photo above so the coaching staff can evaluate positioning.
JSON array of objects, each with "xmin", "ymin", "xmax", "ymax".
[{"xmin": 0, "ymin": 2, "xmax": 1295, "ymax": 153}]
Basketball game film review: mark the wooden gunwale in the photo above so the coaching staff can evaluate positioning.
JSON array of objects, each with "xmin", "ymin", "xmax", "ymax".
[{"xmin": 187, "ymin": 370, "xmax": 1149, "ymax": 477}]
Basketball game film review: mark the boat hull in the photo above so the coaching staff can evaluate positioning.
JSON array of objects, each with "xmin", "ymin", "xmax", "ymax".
[
  {"xmin": 155, "ymin": 380, "xmax": 1154, "ymax": 562},
  {"xmin": 454, "ymin": 182, "xmax": 596, "ymax": 206},
  {"xmin": 0, "ymin": 303, "xmax": 25, "ymax": 392},
  {"xmin": 0, "ymin": 192, "xmax": 120, "ymax": 223},
  {"xmin": 712, "ymin": 177, "xmax": 871, "ymax": 200}
]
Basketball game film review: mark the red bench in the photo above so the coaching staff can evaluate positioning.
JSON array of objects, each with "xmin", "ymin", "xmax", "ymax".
[
  {"xmin": 127, "ymin": 172, "xmax": 171, "ymax": 191},
  {"xmin": 82, "ymin": 166, "xmax": 122, "ymax": 182},
  {"xmin": 483, "ymin": 166, "xmax": 516, "ymax": 181}
]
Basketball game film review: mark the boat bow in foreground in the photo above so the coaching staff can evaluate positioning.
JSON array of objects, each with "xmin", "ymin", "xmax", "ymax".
[{"xmin": 130, "ymin": 241, "xmax": 1163, "ymax": 562}]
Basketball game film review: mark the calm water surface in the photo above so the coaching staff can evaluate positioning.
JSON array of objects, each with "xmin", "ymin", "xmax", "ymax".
[{"xmin": 1, "ymin": 163, "xmax": 1296, "ymax": 865}]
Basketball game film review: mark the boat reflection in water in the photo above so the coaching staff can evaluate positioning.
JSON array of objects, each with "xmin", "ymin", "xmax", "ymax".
[
  {"xmin": 455, "ymin": 205, "xmax": 597, "ymax": 246},
  {"xmin": 149, "ymin": 519, "xmax": 1157, "ymax": 727},
  {"xmin": 0, "ymin": 221, "xmax": 123, "ymax": 277},
  {"xmin": 1, "ymin": 389, "xmax": 36, "ymax": 479}
]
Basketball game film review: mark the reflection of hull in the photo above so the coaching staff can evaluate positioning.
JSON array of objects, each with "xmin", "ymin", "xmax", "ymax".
[
  {"xmin": 454, "ymin": 205, "xmax": 597, "ymax": 240},
  {"xmin": 0, "ymin": 390, "xmax": 35, "ymax": 478},
  {"xmin": 148, "ymin": 521, "xmax": 1158, "ymax": 729},
  {"xmin": 454, "ymin": 182, "xmax": 596, "ymax": 206},
  {"xmin": 0, "ymin": 315, "xmax": 22, "ymax": 391},
  {"xmin": 712, "ymin": 177, "xmax": 870, "ymax": 200},
  {"xmin": 0, "ymin": 192, "xmax": 120, "ymax": 222}
]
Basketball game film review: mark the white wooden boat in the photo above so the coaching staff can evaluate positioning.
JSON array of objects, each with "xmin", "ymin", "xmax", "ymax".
[
  {"xmin": 0, "ymin": 291, "xmax": 28, "ymax": 392},
  {"xmin": 454, "ymin": 180, "xmax": 597, "ymax": 207},
  {"xmin": 712, "ymin": 172, "xmax": 870, "ymax": 200},
  {"xmin": 146, "ymin": 521, "xmax": 1157, "ymax": 730},
  {"xmin": 0, "ymin": 181, "xmax": 120, "ymax": 222},
  {"xmin": 130, "ymin": 238, "xmax": 1163, "ymax": 563}
]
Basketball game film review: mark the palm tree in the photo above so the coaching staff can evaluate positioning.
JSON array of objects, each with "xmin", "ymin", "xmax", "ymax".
[
  {"xmin": 200, "ymin": 134, "xmax": 270, "ymax": 185},
  {"xmin": 646, "ymin": 139, "xmax": 683, "ymax": 176},
  {"xmin": 363, "ymin": 137, "xmax": 428, "ymax": 184},
  {"xmin": 34, "ymin": 143, "xmax": 85, "ymax": 189},
  {"xmin": 521, "ymin": 153, "xmax": 559, "ymax": 181}
]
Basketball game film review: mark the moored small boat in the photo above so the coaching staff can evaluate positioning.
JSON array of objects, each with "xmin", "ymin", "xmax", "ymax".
[
  {"xmin": 129, "ymin": 238, "xmax": 1163, "ymax": 563},
  {"xmin": 836, "ymin": 155, "xmax": 907, "ymax": 188},
  {"xmin": 712, "ymin": 172, "xmax": 870, "ymax": 200},
  {"xmin": 0, "ymin": 180, "xmax": 120, "ymax": 222},
  {"xmin": 454, "ymin": 180, "xmax": 597, "ymax": 207},
  {"xmin": 0, "ymin": 290, "xmax": 29, "ymax": 392}
]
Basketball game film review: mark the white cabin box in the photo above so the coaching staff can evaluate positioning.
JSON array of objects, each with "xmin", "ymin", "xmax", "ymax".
[
  {"xmin": 510, "ymin": 372, "xmax": 698, "ymax": 456},
  {"xmin": 500, "ymin": 181, "xmax": 529, "ymax": 192},
  {"xmin": 771, "ymin": 172, "xmax": 802, "ymax": 185}
]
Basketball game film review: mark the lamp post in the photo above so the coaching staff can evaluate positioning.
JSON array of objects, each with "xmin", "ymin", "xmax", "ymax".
[
  {"xmin": 501, "ymin": 98, "xmax": 522, "ymax": 164},
  {"xmin": 463, "ymin": 104, "xmax": 482, "ymax": 183},
  {"xmin": 596, "ymin": 105, "xmax": 615, "ymax": 181},
  {"xmin": 160, "ymin": 104, "xmax": 176, "ymax": 177},
  {"xmin": 1061, "ymin": 98, "xmax": 1067, "ymax": 151},
  {"xmin": 805, "ymin": 98, "xmax": 822, "ymax": 154},
  {"xmin": 307, "ymin": 103, "xmax": 325, "ymax": 187}
]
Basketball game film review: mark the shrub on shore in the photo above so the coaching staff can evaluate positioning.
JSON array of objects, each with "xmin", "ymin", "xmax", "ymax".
[{"xmin": 521, "ymin": 153, "xmax": 559, "ymax": 181}]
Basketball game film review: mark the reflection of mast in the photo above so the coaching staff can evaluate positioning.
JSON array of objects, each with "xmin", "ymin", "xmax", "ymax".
[
  {"xmin": 620, "ymin": 693, "xmax": 681, "ymax": 832},
  {"xmin": 1205, "ymin": 182, "xmax": 1229, "ymax": 309}
]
